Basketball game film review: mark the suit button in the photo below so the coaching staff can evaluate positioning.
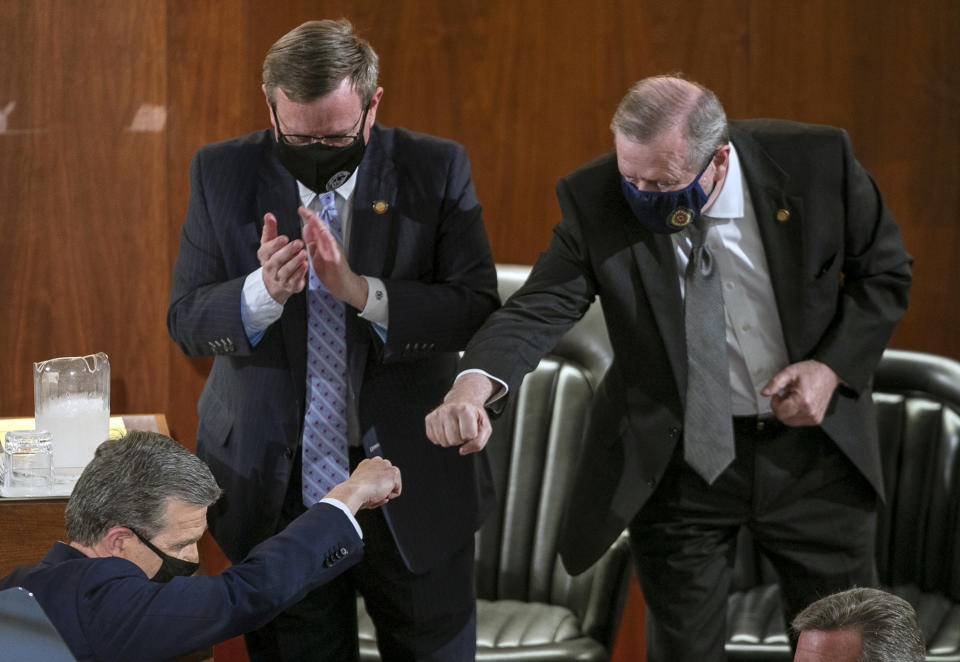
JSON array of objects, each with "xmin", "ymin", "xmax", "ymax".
[
  {"xmin": 646, "ymin": 477, "xmax": 657, "ymax": 489},
  {"xmin": 283, "ymin": 448, "xmax": 294, "ymax": 460},
  {"xmin": 669, "ymin": 427, "xmax": 680, "ymax": 439}
]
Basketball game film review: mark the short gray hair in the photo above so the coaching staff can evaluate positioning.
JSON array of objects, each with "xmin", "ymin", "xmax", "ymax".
[
  {"xmin": 791, "ymin": 587, "xmax": 926, "ymax": 662},
  {"xmin": 263, "ymin": 19, "xmax": 379, "ymax": 107},
  {"xmin": 65, "ymin": 431, "xmax": 222, "ymax": 545},
  {"xmin": 611, "ymin": 74, "xmax": 729, "ymax": 169}
]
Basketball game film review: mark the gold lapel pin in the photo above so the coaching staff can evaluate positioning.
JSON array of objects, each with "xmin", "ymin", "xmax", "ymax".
[
  {"xmin": 372, "ymin": 200, "xmax": 389, "ymax": 214},
  {"xmin": 776, "ymin": 208, "xmax": 790, "ymax": 222}
]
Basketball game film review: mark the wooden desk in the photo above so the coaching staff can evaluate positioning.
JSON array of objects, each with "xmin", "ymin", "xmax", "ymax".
[{"xmin": 0, "ymin": 414, "xmax": 169, "ymax": 577}]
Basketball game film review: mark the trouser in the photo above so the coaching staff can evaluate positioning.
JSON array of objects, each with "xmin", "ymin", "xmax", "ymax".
[
  {"xmin": 629, "ymin": 417, "xmax": 878, "ymax": 662},
  {"xmin": 245, "ymin": 447, "xmax": 478, "ymax": 662}
]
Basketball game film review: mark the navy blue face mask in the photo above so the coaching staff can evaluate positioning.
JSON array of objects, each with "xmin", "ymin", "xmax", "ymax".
[
  {"xmin": 620, "ymin": 153, "xmax": 716, "ymax": 234},
  {"xmin": 131, "ymin": 528, "xmax": 200, "ymax": 583}
]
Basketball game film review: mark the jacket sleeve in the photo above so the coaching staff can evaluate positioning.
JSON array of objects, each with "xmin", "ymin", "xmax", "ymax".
[
  {"xmin": 458, "ymin": 174, "xmax": 597, "ymax": 401},
  {"xmin": 378, "ymin": 142, "xmax": 500, "ymax": 360},
  {"xmin": 166, "ymin": 147, "xmax": 257, "ymax": 359},
  {"xmin": 78, "ymin": 503, "xmax": 362, "ymax": 662},
  {"xmin": 809, "ymin": 130, "xmax": 912, "ymax": 393}
]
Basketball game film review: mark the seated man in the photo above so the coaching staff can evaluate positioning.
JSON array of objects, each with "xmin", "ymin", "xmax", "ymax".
[
  {"xmin": 0, "ymin": 430, "xmax": 401, "ymax": 662},
  {"xmin": 792, "ymin": 587, "xmax": 926, "ymax": 662}
]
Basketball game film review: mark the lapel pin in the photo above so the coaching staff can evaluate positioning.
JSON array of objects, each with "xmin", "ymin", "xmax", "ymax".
[
  {"xmin": 776, "ymin": 208, "xmax": 790, "ymax": 222},
  {"xmin": 372, "ymin": 200, "xmax": 390, "ymax": 214}
]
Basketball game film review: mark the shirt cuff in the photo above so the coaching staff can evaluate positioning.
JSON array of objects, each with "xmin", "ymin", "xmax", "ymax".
[
  {"xmin": 241, "ymin": 268, "xmax": 284, "ymax": 340},
  {"xmin": 456, "ymin": 369, "xmax": 508, "ymax": 406},
  {"xmin": 319, "ymin": 497, "xmax": 362, "ymax": 539},
  {"xmin": 358, "ymin": 276, "xmax": 388, "ymax": 329}
]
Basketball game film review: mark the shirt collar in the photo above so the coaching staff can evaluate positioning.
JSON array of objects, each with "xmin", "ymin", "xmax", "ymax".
[
  {"xmin": 703, "ymin": 142, "xmax": 744, "ymax": 219},
  {"xmin": 296, "ymin": 167, "xmax": 359, "ymax": 208}
]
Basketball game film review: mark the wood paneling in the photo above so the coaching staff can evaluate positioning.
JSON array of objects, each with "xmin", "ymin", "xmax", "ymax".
[
  {"xmin": 2, "ymin": 2, "xmax": 958, "ymax": 661},
  {"xmin": 0, "ymin": 0, "xmax": 168, "ymax": 417}
]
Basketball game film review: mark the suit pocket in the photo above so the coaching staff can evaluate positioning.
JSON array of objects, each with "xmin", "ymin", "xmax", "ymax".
[
  {"xmin": 198, "ymin": 386, "xmax": 234, "ymax": 448},
  {"xmin": 815, "ymin": 252, "xmax": 838, "ymax": 278}
]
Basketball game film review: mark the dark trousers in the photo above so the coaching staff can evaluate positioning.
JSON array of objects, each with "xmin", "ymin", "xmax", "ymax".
[
  {"xmin": 244, "ymin": 448, "xmax": 478, "ymax": 662},
  {"xmin": 629, "ymin": 418, "xmax": 878, "ymax": 662}
]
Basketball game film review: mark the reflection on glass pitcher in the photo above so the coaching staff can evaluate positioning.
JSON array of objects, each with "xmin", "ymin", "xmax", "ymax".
[{"xmin": 33, "ymin": 352, "xmax": 110, "ymax": 490}]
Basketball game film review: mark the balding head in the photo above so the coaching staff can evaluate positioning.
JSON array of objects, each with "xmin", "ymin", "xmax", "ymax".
[{"xmin": 611, "ymin": 75, "xmax": 728, "ymax": 170}]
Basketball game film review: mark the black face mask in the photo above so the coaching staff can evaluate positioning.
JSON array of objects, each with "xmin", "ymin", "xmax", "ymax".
[
  {"xmin": 272, "ymin": 104, "xmax": 369, "ymax": 193},
  {"xmin": 131, "ymin": 528, "xmax": 200, "ymax": 583}
]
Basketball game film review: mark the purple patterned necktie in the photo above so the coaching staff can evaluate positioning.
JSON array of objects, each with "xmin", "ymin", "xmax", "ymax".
[{"xmin": 302, "ymin": 192, "xmax": 349, "ymax": 505}]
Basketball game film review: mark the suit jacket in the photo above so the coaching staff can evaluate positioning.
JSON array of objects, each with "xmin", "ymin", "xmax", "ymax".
[
  {"xmin": 168, "ymin": 124, "xmax": 499, "ymax": 572},
  {"xmin": 0, "ymin": 503, "xmax": 361, "ymax": 662},
  {"xmin": 459, "ymin": 119, "xmax": 912, "ymax": 574}
]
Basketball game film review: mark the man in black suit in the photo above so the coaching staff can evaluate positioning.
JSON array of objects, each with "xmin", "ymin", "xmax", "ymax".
[
  {"xmin": 168, "ymin": 19, "xmax": 499, "ymax": 662},
  {"xmin": 426, "ymin": 75, "xmax": 912, "ymax": 661},
  {"xmin": 0, "ymin": 431, "xmax": 401, "ymax": 662}
]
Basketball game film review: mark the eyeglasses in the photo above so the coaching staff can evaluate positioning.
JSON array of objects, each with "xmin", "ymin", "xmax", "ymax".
[{"xmin": 271, "ymin": 103, "xmax": 370, "ymax": 148}]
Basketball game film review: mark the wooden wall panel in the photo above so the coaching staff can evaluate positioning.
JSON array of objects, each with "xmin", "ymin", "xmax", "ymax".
[
  {"xmin": 2, "ymin": 2, "xmax": 958, "ymax": 661},
  {"xmin": 0, "ymin": 0, "xmax": 167, "ymax": 417}
]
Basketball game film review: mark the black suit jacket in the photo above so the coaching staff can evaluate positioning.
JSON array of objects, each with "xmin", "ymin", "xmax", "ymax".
[
  {"xmin": 168, "ymin": 124, "xmax": 499, "ymax": 573},
  {"xmin": 0, "ymin": 503, "xmax": 360, "ymax": 662},
  {"xmin": 459, "ymin": 119, "xmax": 912, "ymax": 574}
]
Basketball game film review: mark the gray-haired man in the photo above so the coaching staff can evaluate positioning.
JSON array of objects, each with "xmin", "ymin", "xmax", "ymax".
[
  {"xmin": 793, "ymin": 587, "xmax": 926, "ymax": 662},
  {"xmin": 0, "ymin": 431, "xmax": 401, "ymax": 661},
  {"xmin": 427, "ymin": 74, "xmax": 912, "ymax": 661}
]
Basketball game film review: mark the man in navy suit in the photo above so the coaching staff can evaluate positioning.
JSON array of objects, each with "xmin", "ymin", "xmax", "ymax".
[
  {"xmin": 167, "ymin": 19, "xmax": 499, "ymax": 662},
  {"xmin": 0, "ymin": 431, "xmax": 401, "ymax": 662},
  {"xmin": 427, "ymin": 75, "xmax": 912, "ymax": 661}
]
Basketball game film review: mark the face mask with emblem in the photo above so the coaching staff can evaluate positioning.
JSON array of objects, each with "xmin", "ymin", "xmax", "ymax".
[
  {"xmin": 620, "ymin": 153, "xmax": 715, "ymax": 234},
  {"xmin": 272, "ymin": 103, "xmax": 369, "ymax": 193}
]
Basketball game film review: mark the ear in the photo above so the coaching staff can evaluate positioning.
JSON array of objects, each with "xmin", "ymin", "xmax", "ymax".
[
  {"xmin": 366, "ymin": 87, "xmax": 384, "ymax": 125},
  {"xmin": 262, "ymin": 84, "xmax": 278, "ymax": 134},
  {"xmin": 101, "ymin": 526, "xmax": 137, "ymax": 558},
  {"xmin": 712, "ymin": 144, "xmax": 731, "ymax": 179}
]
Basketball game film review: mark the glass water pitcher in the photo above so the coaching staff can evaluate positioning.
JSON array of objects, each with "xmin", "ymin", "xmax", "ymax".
[{"xmin": 33, "ymin": 352, "xmax": 110, "ymax": 490}]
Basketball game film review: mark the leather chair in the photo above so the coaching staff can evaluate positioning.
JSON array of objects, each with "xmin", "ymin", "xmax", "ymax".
[
  {"xmin": 726, "ymin": 349, "xmax": 960, "ymax": 661},
  {"xmin": 359, "ymin": 264, "xmax": 633, "ymax": 661}
]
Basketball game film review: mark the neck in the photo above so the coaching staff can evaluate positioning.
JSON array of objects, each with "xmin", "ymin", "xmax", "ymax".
[
  {"xmin": 701, "ymin": 164, "xmax": 728, "ymax": 214},
  {"xmin": 69, "ymin": 540, "xmax": 105, "ymax": 558}
]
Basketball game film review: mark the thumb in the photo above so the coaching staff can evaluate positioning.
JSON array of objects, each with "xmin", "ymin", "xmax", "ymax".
[{"xmin": 762, "ymin": 366, "xmax": 794, "ymax": 397}]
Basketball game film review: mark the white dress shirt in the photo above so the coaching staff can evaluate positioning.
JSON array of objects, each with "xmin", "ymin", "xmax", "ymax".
[{"xmin": 671, "ymin": 143, "xmax": 790, "ymax": 415}]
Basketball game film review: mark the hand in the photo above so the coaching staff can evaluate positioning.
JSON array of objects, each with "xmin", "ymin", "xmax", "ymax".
[
  {"xmin": 299, "ymin": 205, "xmax": 369, "ymax": 310},
  {"xmin": 425, "ymin": 373, "xmax": 497, "ymax": 455},
  {"xmin": 326, "ymin": 457, "xmax": 402, "ymax": 514},
  {"xmin": 257, "ymin": 213, "xmax": 308, "ymax": 304},
  {"xmin": 762, "ymin": 360, "xmax": 841, "ymax": 426}
]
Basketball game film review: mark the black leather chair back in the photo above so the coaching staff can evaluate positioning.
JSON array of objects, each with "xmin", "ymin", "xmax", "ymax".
[
  {"xmin": 727, "ymin": 349, "xmax": 960, "ymax": 660},
  {"xmin": 359, "ymin": 264, "xmax": 632, "ymax": 661}
]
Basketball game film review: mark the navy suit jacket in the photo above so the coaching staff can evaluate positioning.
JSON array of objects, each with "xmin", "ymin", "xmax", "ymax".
[
  {"xmin": 459, "ymin": 119, "xmax": 913, "ymax": 574},
  {"xmin": 0, "ymin": 503, "xmax": 361, "ymax": 662},
  {"xmin": 168, "ymin": 124, "xmax": 498, "ymax": 572}
]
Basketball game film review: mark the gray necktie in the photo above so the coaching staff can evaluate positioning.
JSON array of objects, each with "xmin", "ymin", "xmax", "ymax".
[{"xmin": 682, "ymin": 216, "xmax": 735, "ymax": 483}]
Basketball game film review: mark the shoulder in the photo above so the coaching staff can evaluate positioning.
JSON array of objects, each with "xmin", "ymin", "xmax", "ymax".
[
  {"xmin": 561, "ymin": 152, "xmax": 619, "ymax": 189},
  {"xmin": 370, "ymin": 124, "xmax": 468, "ymax": 168},
  {"xmin": 731, "ymin": 118, "xmax": 850, "ymax": 156},
  {"xmin": 557, "ymin": 152, "xmax": 621, "ymax": 212},
  {"xmin": 193, "ymin": 129, "xmax": 275, "ymax": 167}
]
